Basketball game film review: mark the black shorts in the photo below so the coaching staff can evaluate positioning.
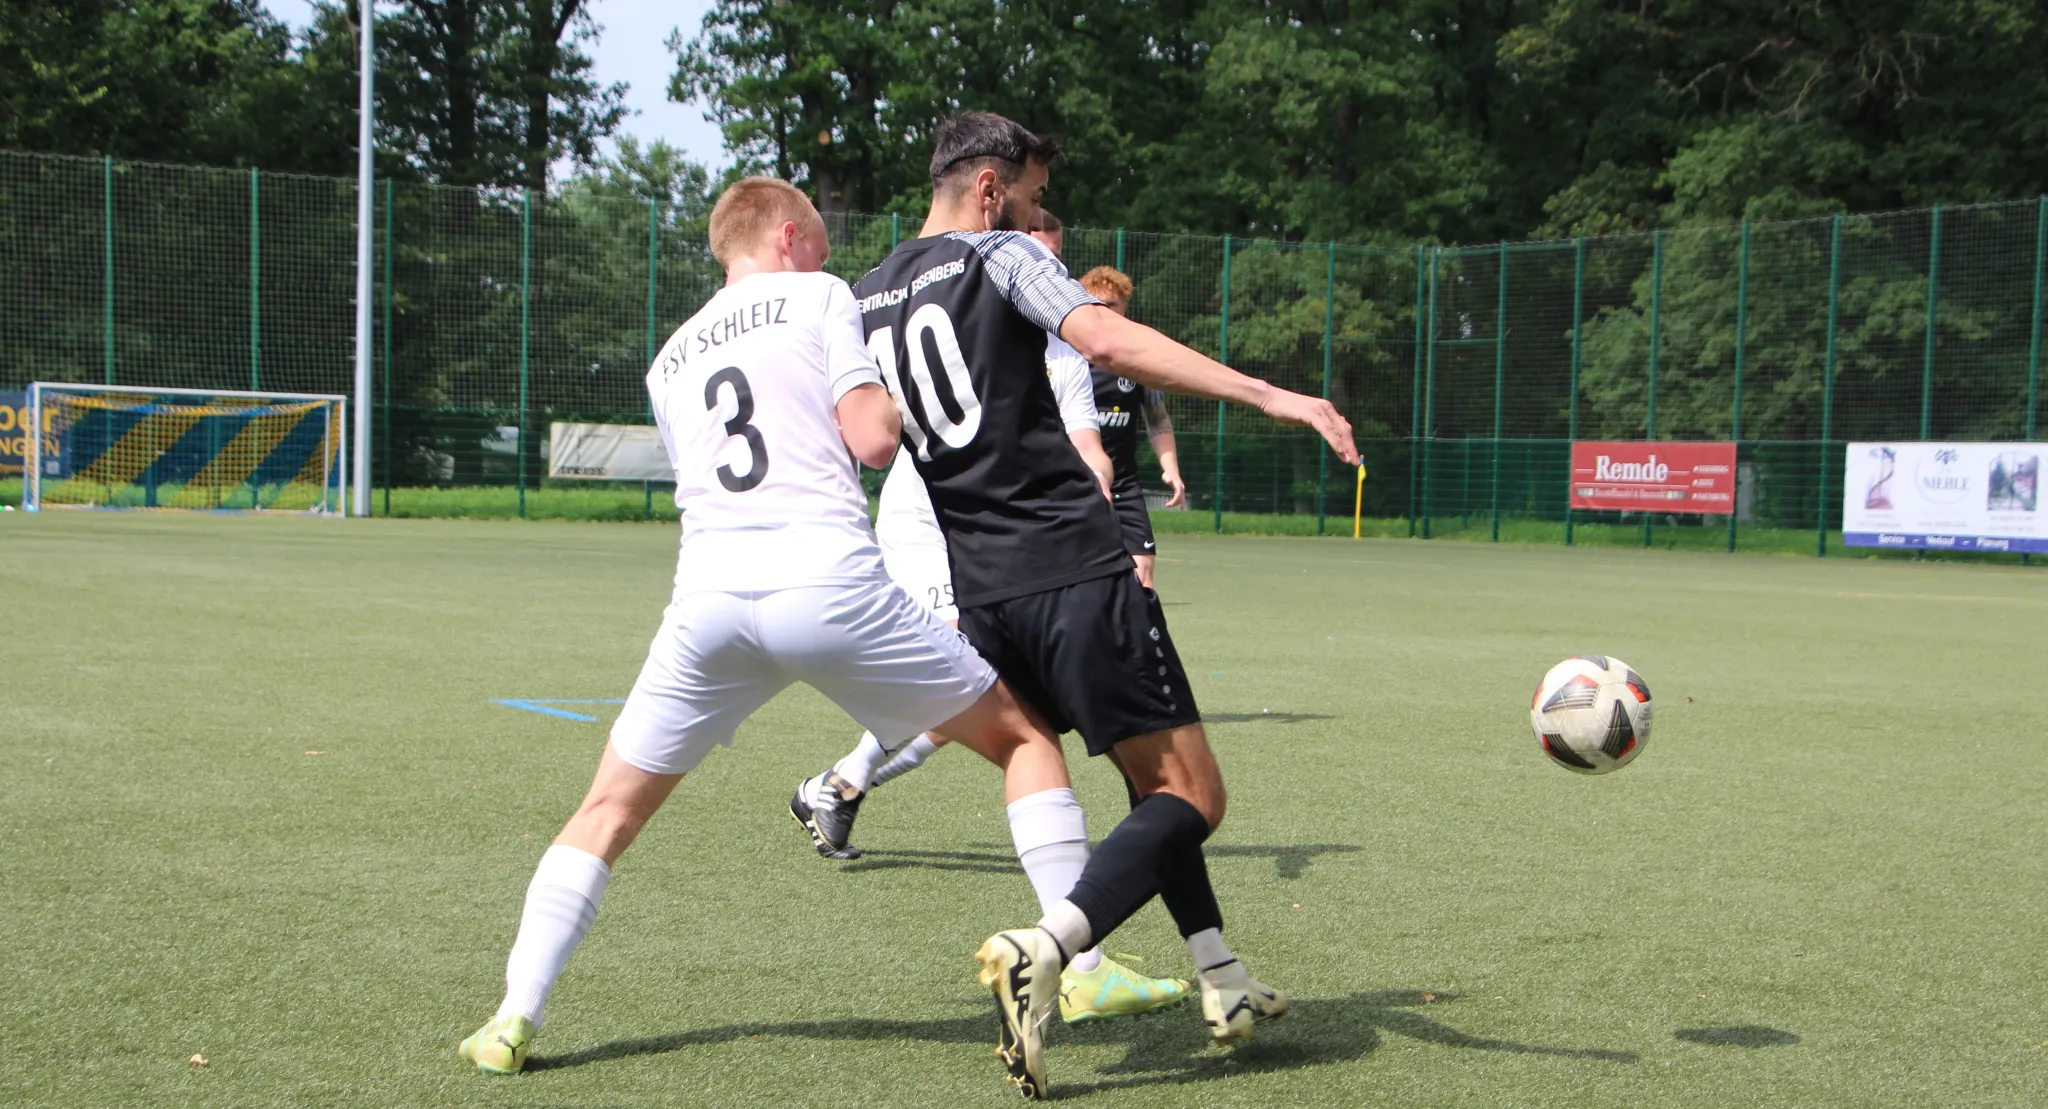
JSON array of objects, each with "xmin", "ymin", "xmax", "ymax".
[
  {"xmin": 958, "ymin": 570, "xmax": 1200, "ymax": 757},
  {"xmin": 1111, "ymin": 486, "xmax": 1155, "ymax": 556}
]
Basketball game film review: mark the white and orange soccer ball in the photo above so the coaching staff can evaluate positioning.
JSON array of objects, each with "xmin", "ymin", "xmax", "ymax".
[{"xmin": 1529, "ymin": 656, "xmax": 1653, "ymax": 774}]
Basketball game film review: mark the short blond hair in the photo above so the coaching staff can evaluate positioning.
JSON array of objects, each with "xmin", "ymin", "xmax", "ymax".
[
  {"xmin": 708, "ymin": 177, "xmax": 822, "ymax": 265},
  {"xmin": 1079, "ymin": 265, "xmax": 1132, "ymax": 301}
]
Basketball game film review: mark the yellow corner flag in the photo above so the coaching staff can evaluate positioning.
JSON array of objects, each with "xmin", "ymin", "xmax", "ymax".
[{"xmin": 1353, "ymin": 463, "xmax": 1368, "ymax": 539}]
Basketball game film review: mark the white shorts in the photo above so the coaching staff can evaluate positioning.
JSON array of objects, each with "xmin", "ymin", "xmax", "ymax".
[{"xmin": 609, "ymin": 578, "xmax": 995, "ymax": 775}]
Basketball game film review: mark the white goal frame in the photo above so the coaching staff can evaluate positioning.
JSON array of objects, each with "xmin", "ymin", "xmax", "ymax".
[{"xmin": 25, "ymin": 382, "xmax": 351, "ymax": 515}]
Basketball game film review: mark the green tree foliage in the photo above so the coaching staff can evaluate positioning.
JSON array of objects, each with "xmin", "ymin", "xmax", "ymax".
[
  {"xmin": 672, "ymin": 0, "xmax": 2048, "ymax": 243},
  {"xmin": 368, "ymin": 0, "xmax": 624, "ymax": 188},
  {"xmin": 0, "ymin": 1, "xmax": 625, "ymax": 187},
  {"xmin": 0, "ymin": 0, "xmax": 341, "ymax": 170}
]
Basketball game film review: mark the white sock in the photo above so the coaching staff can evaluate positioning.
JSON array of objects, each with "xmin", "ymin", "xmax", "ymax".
[
  {"xmin": 1008, "ymin": 788, "xmax": 1101, "ymax": 971},
  {"xmin": 871, "ymin": 734, "xmax": 939, "ymax": 788},
  {"xmin": 831, "ymin": 731, "xmax": 891, "ymax": 794},
  {"xmin": 1186, "ymin": 927, "xmax": 1247, "ymax": 987},
  {"xmin": 497, "ymin": 845, "xmax": 611, "ymax": 1028},
  {"xmin": 1036, "ymin": 901, "xmax": 1092, "ymax": 970}
]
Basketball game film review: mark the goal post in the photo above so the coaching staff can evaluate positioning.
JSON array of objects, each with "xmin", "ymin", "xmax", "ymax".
[{"xmin": 24, "ymin": 383, "xmax": 350, "ymax": 515}]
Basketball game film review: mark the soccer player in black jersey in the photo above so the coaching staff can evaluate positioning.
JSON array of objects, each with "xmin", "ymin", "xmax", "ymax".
[
  {"xmin": 853, "ymin": 111, "xmax": 1357, "ymax": 1099},
  {"xmin": 1075, "ymin": 265, "xmax": 1185, "ymax": 589}
]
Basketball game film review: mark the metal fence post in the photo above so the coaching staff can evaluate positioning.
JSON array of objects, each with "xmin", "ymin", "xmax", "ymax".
[
  {"xmin": 1644, "ymin": 230, "xmax": 1662, "ymax": 549},
  {"xmin": 1818, "ymin": 214, "xmax": 1843, "ymax": 557},
  {"xmin": 646, "ymin": 197, "xmax": 659, "ymax": 421},
  {"xmin": 1422, "ymin": 247, "xmax": 1439, "ymax": 538},
  {"xmin": 1922, "ymin": 204, "xmax": 1942, "ymax": 440},
  {"xmin": 1566, "ymin": 236, "xmax": 1584, "ymax": 545},
  {"xmin": 1491, "ymin": 241, "xmax": 1507, "ymax": 541},
  {"xmin": 518, "ymin": 186, "xmax": 532, "ymax": 520},
  {"xmin": 2030, "ymin": 197, "xmax": 2045, "ymax": 568},
  {"xmin": 647, "ymin": 197, "xmax": 659, "ymax": 363},
  {"xmin": 249, "ymin": 168, "xmax": 261, "ymax": 391},
  {"xmin": 1318, "ymin": 240, "xmax": 1335, "ymax": 534},
  {"xmin": 1215, "ymin": 235, "xmax": 1232, "ymax": 533},
  {"xmin": 382, "ymin": 177, "xmax": 393, "ymax": 516},
  {"xmin": 2031, "ymin": 195, "xmax": 2046, "ymax": 442},
  {"xmin": 1115, "ymin": 227, "xmax": 1126, "ymax": 271},
  {"xmin": 103, "ymin": 155, "xmax": 114, "ymax": 385},
  {"xmin": 1729, "ymin": 221, "xmax": 1751, "ymax": 553},
  {"xmin": 890, "ymin": 212, "xmax": 900, "ymax": 249},
  {"xmin": 1408, "ymin": 246, "xmax": 1425, "ymax": 536}
]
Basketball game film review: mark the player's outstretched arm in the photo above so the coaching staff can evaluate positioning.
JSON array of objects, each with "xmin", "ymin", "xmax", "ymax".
[
  {"xmin": 1062, "ymin": 304, "xmax": 1359, "ymax": 465},
  {"xmin": 836, "ymin": 383, "xmax": 902, "ymax": 469}
]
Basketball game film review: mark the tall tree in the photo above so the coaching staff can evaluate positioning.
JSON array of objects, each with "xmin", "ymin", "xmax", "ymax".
[
  {"xmin": 366, "ymin": 0, "xmax": 624, "ymax": 188},
  {"xmin": 673, "ymin": 1, "xmax": 917, "ymax": 214},
  {"xmin": 0, "ymin": 0, "xmax": 312, "ymax": 167}
]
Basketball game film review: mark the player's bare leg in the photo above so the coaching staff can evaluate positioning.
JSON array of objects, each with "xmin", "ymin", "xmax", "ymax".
[
  {"xmin": 462, "ymin": 746, "xmax": 684, "ymax": 1074},
  {"xmin": 553, "ymin": 744, "xmax": 688, "ymax": 863}
]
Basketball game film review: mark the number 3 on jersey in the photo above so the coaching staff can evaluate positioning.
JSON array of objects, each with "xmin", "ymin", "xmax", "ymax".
[
  {"xmin": 867, "ymin": 303, "xmax": 982, "ymax": 461},
  {"xmin": 705, "ymin": 366, "xmax": 768, "ymax": 492}
]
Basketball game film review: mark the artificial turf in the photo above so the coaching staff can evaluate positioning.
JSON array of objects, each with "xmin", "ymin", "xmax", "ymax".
[{"xmin": 3, "ymin": 514, "xmax": 2043, "ymax": 1107}]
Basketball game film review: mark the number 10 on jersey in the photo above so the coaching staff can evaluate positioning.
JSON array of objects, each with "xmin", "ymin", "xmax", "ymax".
[{"xmin": 867, "ymin": 303, "xmax": 982, "ymax": 461}]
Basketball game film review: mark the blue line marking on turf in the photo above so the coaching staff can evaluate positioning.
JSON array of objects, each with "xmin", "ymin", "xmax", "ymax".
[{"xmin": 493, "ymin": 698, "xmax": 626, "ymax": 723}]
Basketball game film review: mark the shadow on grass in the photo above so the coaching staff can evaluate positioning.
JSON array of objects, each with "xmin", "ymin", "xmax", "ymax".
[
  {"xmin": 1674, "ymin": 1026, "xmax": 1800, "ymax": 1048},
  {"xmin": 837, "ymin": 844, "xmax": 1361, "ymax": 881},
  {"xmin": 1203, "ymin": 712, "xmax": 1334, "ymax": 725},
  {"xmin": 837, "ymin": 847, "xmax": 1018, "ymax": 876},
  {"xmin": 527, "ymin": 989, "xmax": 1638, "ymax": 1092},
  {"xmin": 1205, "ymin": 843, "xmax": 1360, "ymax": 879}
]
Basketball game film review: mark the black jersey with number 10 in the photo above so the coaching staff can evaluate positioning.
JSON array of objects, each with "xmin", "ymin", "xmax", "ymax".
[{"xmin": 854, "ymin": 232, "xmax": 1130, "ymax": 608}]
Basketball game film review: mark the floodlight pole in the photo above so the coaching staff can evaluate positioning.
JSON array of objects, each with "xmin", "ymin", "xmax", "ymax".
[{"xmin": 351, "ymin": 0, "xmax": 375, "ymax": 517}]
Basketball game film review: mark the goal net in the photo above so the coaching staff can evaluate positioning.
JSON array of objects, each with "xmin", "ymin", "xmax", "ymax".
[{"xmin": 25, "ymin": 383, "xmax": 347, "ymax": 514}]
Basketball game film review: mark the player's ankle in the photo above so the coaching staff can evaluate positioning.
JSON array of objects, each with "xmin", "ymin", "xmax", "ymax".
[{"xmin": 1197, "ymin": 958, "xmax": 1250, "ymax": 991}]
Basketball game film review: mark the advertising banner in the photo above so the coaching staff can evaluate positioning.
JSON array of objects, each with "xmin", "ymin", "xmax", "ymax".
[
  {"xmin": 1568, "ymin": 441, "xmax": 1736, "ymax": 514},
  {"xmin": 547, "ymin": 421, "xmax": 671, "ymax": 481},
  {"xmin": 0, "ymin": 390, "xmax": 38, "ymax": 477},
  {"xmin": 1842, "ymin": 442, "xmax": 2044, "ymax": 553}
]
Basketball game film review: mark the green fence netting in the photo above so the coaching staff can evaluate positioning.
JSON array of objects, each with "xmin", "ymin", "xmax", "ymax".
[{"xmin": 3, "ymin": 150, "xmax": 2043, "ymax": 551}]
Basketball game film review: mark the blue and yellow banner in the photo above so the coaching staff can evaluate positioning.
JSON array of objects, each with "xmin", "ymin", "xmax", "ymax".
[{"xmin": 0, "ymin": 391, "xmax": 58, "ymax": 478}]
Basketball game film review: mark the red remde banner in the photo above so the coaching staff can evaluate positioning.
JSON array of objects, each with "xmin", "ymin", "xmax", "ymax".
[{"xmin": 1569, "ymin": 441, "xmax": 1737, "ymax": 514}]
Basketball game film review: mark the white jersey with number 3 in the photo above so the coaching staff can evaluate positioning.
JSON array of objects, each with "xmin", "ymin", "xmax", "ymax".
[{"xmin": 650, "ymin": 270, "xmax": 887, "ymax": 592}]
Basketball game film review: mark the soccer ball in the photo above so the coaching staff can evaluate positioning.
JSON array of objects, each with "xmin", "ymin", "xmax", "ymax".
[{"xmin": 1529, "ymin": 656, "xmax": 1653, "ymax": 775}]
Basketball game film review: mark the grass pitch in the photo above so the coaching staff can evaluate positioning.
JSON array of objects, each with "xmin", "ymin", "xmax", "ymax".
[{"xmin": 3, "ymin": 515, "xmax": 2044, "ymax": 1108}]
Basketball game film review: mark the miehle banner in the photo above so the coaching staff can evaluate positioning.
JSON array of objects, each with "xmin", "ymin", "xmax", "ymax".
[{"xmin": 1842, "ymin": 442, "xmax": 2043, "ymax": 553}]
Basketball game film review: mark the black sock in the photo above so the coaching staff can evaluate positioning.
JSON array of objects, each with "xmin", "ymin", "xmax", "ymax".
[
  {"xmin": 1157, "ymin": 839, "xmax": 1225, "ymax": 938},
  {"xmin": 1062, "ymin": 792, "xmax": 1212, "ymax": 944}
]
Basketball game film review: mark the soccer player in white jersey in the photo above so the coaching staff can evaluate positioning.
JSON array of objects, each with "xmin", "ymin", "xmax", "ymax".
[{"xmin": 457, "ymin": 178, "xmax": 1089, "ymax": 1076}]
